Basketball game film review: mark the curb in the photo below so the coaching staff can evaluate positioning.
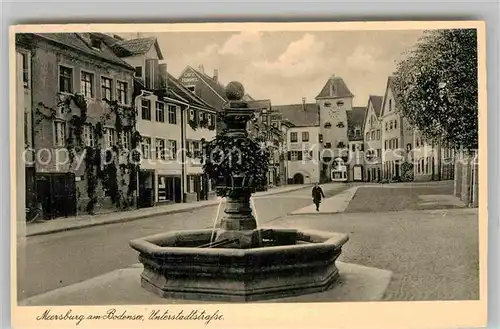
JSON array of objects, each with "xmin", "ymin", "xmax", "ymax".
[{"xmin": 26, "ymin": 185, "xmax": 312, "ymax": 238}]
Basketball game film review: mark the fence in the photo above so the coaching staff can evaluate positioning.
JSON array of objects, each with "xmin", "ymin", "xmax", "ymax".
[{"xmin": 453, "ymin": 150, "xmax": 479, "ymax": 207}]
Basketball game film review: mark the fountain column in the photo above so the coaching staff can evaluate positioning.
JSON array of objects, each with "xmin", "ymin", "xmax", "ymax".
[{"xmin": 213, "ymin": 82, "xmax": 261, "ymax": 248}]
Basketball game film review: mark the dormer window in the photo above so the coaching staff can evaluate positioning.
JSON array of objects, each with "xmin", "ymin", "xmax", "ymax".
[{"xmin": 90, "ymin": 37, "xmax": 102, "ymax": 50}]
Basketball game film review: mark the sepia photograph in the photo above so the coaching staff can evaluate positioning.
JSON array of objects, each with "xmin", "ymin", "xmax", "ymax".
[{"xmin": 10, "ymin": 21, "xmax": 487, "ymax": 328}]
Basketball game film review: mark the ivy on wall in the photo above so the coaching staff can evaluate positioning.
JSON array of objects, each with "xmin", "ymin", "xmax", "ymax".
[{"xmin": 35, "ymin": 93, "xmax": 141, "ymax": 214}]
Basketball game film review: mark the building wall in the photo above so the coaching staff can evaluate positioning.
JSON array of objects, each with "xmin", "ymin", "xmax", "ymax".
[
  {"xmin": 363, "ymin": 101, "xmax": 382, "ymax": 181},
  {"xmin": 29, "ymin": 37, "xmax": 135, "ymax": 215},
  {"xmin": 318, "ymin": 97, "xmax": 351, "ymax": 157},
  {"xmin": 135, "ymin": 93, "xmax": 183, "ymax": 203},
  {"xmin": 381, "ymin": 87, "xmax": 405, "ymax": 179},
  {"xmin": 286, "ymin": 126, "xmax": 320, "ymax": 184}
]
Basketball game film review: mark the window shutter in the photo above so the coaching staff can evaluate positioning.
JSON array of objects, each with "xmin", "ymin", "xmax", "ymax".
[
  {"xmin": 287, "ymin": 151, "xmax": 291, "ymax": 161},
  {"xmin": 298, "ymin": 152, "xmax": 303, "ymax": 161}
]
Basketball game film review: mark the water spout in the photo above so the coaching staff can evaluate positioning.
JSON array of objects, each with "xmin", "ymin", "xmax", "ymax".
[
  {"xmin": 210, "ymin": 197, "xmax": 225, "ymax": 244},
  {"xmin": 250, "ymin": 197, "xmax": 262, "ymax": 244}
]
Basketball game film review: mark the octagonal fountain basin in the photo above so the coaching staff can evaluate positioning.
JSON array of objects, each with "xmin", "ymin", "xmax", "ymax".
[{"xmin": 129, "ymin": 228, "xmax": 349, "ymax": 302}]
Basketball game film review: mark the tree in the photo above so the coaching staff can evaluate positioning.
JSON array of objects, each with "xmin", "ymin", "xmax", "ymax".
[{"xmin": 392, "ymin": 29, "xmax": 478, "ymax": 150}]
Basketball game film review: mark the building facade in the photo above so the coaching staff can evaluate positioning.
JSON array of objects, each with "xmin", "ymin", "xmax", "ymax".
[
  {"xmin": 346, "ymin": 107, "xmax": 366, "ymax": 182},
  {"xmin": 380, "ymin": 76, "xmax": 414, "ymax": 180},
  {"xmin": 315, "ymin": 75, "xmax": 354, "ymax": 183},
  {"xmin": 362, "ymin": 95, "xmax": 383, "ymax": 182},
  {"xmin": 273, "ymin": 102, "xmax": 321, "ymax": 185},
  {"xmin": 16, "ymin": 33, "xmax": 137, "ymax": 218}
]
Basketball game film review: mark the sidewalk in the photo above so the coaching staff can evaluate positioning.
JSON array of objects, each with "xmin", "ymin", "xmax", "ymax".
[
  {"xmin": 25, "ymin": 184, "xmax": 311, "ymax": 237},
  {"xmin": 290, "ymin": 186, "xmax": 359, "ymax": 215}
]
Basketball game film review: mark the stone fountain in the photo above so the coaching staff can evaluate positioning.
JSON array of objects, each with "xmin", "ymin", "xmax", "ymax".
[{"xmin": 130, "ymin": 82, "xmax": 349, "ymax": 302}]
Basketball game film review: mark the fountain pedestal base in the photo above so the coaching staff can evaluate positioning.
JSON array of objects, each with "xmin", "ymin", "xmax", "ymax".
[{"xmin": 131, "ymin": 228, "xmax": 349, "ymax": 302}]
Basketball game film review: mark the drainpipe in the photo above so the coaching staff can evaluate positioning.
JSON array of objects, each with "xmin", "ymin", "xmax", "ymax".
[
  {"xmin": 181, "ymin": 104, "xmax": 190, "ymax": 203},
  {"xmin": 134, "ymin": 90, "xmax": 149, "ymax": 208}
]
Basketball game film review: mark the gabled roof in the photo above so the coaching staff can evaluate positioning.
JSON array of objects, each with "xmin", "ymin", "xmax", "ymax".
[
  {"xmin": 30, "ymin": 33, "xmax": 134, "ymax": 70},
  {"xmin": 380, "ymin": 76, "xmax": 399, "ymax": 117},
  {"xmin": 180, "ymin": 66, "xmax": 228, "ymax": 103},
  {"xmin": 315, "ymin": 75, "xmax": 354, "ymax": 99},
  {"xmin": 272, "ymin": 103, "xmax": 319, "ymax": 127},
  {"xmin": 165, "ymin": 73, "xmax": 215, "ymax": 110},
  {"xmin": 369, "ymin": 95, "xmax": 383, "ymax": 117},
  {"xmin": 111, "ymin": 37, "xmax": 164, "ymax": 60},
  {"xmin": 347, "ymin": 107, "xmax": 366, "ymax": 141}
]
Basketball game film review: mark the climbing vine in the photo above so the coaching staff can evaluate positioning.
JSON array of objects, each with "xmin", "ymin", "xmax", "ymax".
[{"xmin": 34, "ymin": 93, "xmax": 141, "ymax": 214}]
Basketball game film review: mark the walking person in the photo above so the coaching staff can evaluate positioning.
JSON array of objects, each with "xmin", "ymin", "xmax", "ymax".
[{"xmin": 312, "ymin": 183, "xmax": 325, "ymax": 212}]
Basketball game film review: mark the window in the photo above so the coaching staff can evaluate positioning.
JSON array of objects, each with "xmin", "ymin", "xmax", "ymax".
[
  {"xmin": 325, "ymin": 142, "xmax": 332, "ymax": 148},
  {"xmin": 101, "ymin": 77, "xmax": 112, "ymax": 100},
  {"xmin": 385, "ymin": 122, "xmax": 388, "ymax": 131},
  {"xmin": 187, "ymin": 86, "xmax": 195, "ymax": 93},
  {"xmin": 141, "ymin": 137, "xmax": 151, "ymax": 159},
  {"xmin": 21, "ymin": 53, "xmax": 29, "ymax": 87},
  {"xmin": 377, "ymin": 149, "xmax": 381, "ymax": 158},
  {"xmin": 319, "ymin": 134, "xmax": 323, "ymax": 143},
  {"xmin": 117, "ymin": 81, "xmax": 128, "ymax": 104},
  {"xmin": 83, "ymin": 124, "xmax": 95, "ymax": 147},
  {"xmin": 135, "ymin": 66, "xmax": 142, "ymax": 77},
  {"xmin": 59, "ymin": 66, "xmax": 73, "ymax": 93},
  {"xmin": 189, "ymin": 109, "xmax": 195, "ymax": 121},
  {"xmin": 121, "ymin": 131, "xmax": 130, "ymax": 149},
  {"xmin": 390, "ymin": 121, "xmax": 393, "ymax": 130},
  {"xmin": 389, "ymin": 99, "xmax": 392, "ymax": 112},
  {"xmin": 103, "ymin": 128, "xmax": 115, "ymax": 148},
  {"xmin": 366, "ymin": 132, "xmax": 370, "ymax": 141},
  {"xmin": 371, "ymin": 131, "xmax": 375, "ymax": 140},
  {"xmin": 324, "ymin": 122, "xmax": 332, "ymax": 128},
  {"xmin": 192, "ymin": 141, "xmax": 200, "ymax": 158},
  {"xmin": 290, "ymin": 132, "xmax": 298, "ymax": 142},
  {"xmin": 199, "ymin": 111, "xmax": 205, "ymax": 123},
  {"xmin": 155, "ymin": 138, "xmax": 166, "ymax": 160},
  {"xmin": 352, "ymin": 144, "xmax": 356, "ymax": 152},
  {"xmin": 207, "ymin": 113, "xmax": 213, "ymax": 126},
  {"xmin": 168, "ymin": 105, "xmax": 177, "ymax": 124},
  {"xmin": 376, "ymin": 129, "xmax": 381, "ymax": 140},
  {"xmin": 155, "ymin": 102, "xmax": 165, "ymax": 122},
  {"xmin": 290, "ymin": 151, "xmax": 299, "ymax": 161},
  {"xmin": 169, "ymin": 140, "xmax": 178, "ymax": 160},
  {"xmin": 141, "ymin": 99, "xmax": 151, "ymax": 121},
  {"xmin": 384, "ymin": 140, "xmax": 388, "ymax": 150},
  {"xmin": 81, "ymin": 71, "xmax": 94, "ymax": 98},
  {"xmin": 355, "ymin": 128, "xmax": 361, "ymax": 137},
  {"xmin": 302, "ymin": 132, "xmax": 309, "ymax": 142},
  {"xmin": 54, "ymin": 121, "xmax": 66, "ymax": 147},
  {"xmin": 394, "ymin": 120, "xmax": 398, "ymax": 129}
]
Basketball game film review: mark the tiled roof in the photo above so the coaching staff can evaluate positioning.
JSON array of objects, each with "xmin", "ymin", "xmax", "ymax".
[
  {"xmin": 247, "ymin": 99, "xmax": 271, "ymax": 110},
  {"xmin": 33, "ymin": 33, "xmax": 134, "ymax": 70},
  {"xmin": 316, "ymin": 75, "xmax": 354, "ymax": 99},
  {"xmin": 190, "ymin": 66, "xmax": 228, "ymax": 101},
  {"xmin": 165, "ymin": 73, "xmax": 215, "ymax": 110},
  {"xmin": 369, "ymin": 95, "xmax": 384, "ymax": 117},
  {"xmin": 272, "ymin": 103, "xmax": 319, "ymax": 127},
  {"xmin": 111, "ymin": 37, "xmax": 164, "ymax": 60},
  {"xmin": 347, "ymin": 107, "xmax": 366, "ymax": 141}
]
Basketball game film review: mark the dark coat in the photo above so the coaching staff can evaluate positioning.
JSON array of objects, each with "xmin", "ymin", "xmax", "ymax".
[{"xmin": 312, "ymin": 186, "xmax": 325, "ymax": 202}]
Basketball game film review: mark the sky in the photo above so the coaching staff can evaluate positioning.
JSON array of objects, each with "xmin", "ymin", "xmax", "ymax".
[{"xmin": 120, "ymin": 30, "xmax": 424, "ymax": 106}]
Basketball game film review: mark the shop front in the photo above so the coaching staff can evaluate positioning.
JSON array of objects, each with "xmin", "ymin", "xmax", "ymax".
[{"xmin": 157, "ymin": 175, "xmax": 182, "ymax": 204}]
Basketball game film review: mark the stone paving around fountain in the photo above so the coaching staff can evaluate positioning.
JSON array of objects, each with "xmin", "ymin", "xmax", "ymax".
[{"xmin": 20, "ymin": 261, "xmax": 392, "ymax": 306}]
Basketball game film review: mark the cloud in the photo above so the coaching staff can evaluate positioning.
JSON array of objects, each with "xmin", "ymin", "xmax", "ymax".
[
  {"xmin": 251, "ymin": 33, "xmax": 331, "ymax": 78},
  {"xmin": 218, "ymin": 31, "xmax": 263, "ymax": 55},
  {"xmin": 346, "ymin": 46, "xmax": 377, "ymax": 71}
]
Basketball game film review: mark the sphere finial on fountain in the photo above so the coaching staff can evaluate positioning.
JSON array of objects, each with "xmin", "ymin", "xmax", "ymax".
[{"xmin": 225, "ymin": 81, "xmax": 245, "ymax": 101}]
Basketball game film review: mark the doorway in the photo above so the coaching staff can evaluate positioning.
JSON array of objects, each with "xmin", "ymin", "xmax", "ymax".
[
  {"xmin": 36, "ymin": 173, "xmax": 77, "ymax": 219},
  {"xmin": 293, "ymin": 173, "xmax": 304, "ymax": 184},
  {"xmin": 138, "ymin": 170, "xmax": 155, "ymax": 208}
]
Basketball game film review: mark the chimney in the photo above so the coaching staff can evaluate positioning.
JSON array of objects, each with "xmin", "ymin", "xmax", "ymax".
[
  {"xmin": 159, "ymin": 63, "xmax": 168, "ymax": 91},
  {"xmin": 199, "ymin": 65, "xmax": 204, "ymax": 74},
  {"xmin": 302, "ymin": 97, "xmax": 306, "ymax": 111},
  {"xmin": 213, "ymin": 69, "xmax": 219, "ymax": 82}
]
